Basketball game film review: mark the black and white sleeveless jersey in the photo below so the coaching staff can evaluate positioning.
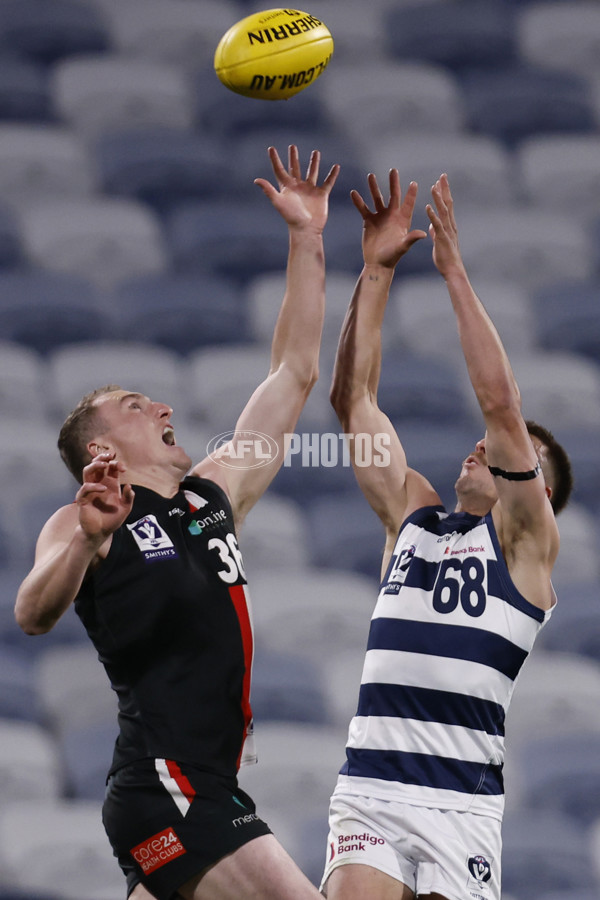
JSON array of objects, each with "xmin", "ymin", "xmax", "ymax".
[
  {"xmin": 75, "ymin": 476, "xmax": 255, "ymax": 779},
  {"xmin": 336, "ymin": 505, "xmax": 554, "ymax": 821}
]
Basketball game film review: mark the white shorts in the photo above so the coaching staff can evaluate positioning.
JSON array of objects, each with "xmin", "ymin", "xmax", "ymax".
[{"xmin": 321, "ymin": 792, "xmax": 501, "ymax": 900}]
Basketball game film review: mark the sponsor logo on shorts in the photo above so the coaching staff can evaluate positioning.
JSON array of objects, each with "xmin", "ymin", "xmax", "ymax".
[
  {"xmin": 131, "ymin": 827, "xmax": 186, "ymax": 873},
  {"xmin": 334, "ymin": 832, "xmax": 385, "ymax": 855},
  {"xmin": 467, "ymin": 853, "xmax": 493, "ymax": 897},
  {"xmin": 232, "ymin": 812, "xmax": 259, "ymax": 828}
]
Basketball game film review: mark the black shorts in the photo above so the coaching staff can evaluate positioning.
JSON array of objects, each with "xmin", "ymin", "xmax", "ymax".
[{"xmin": 102, "ymin": 758, "xmax": 272, "ymax": 900}]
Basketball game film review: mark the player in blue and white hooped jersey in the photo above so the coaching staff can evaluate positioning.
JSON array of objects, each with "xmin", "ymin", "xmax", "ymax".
[{"xmin": 321, "ymin": 172, "xmax": 573, "ymax": 900}]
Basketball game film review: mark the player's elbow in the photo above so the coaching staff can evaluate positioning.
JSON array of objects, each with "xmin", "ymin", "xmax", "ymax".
[{"xmin": 14, "ymin": 598, "xmax": 55, "ymax": 635}]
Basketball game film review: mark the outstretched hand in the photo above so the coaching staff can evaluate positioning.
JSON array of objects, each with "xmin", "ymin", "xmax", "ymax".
[
  {"xmin": 76, "ymin": 452, "xmax": 135, "ymax": 546},
  {"xmin": 426, "ymin": 173, "xmax": 466, "ymax": 279},
  {"xmin": 254, "ymin": 144, "xmax": 340, "ymax": 233},
  {"xmin": 351, "ymin": 169, "xmax": 427, "ymax": 269}
]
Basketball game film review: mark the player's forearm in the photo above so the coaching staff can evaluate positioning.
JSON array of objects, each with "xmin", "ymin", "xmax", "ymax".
[
  {"xmin": 445, "ymin": 268, "xmax": 521, "ymax": 417},
  {"xmin": 270, "ymin": 228, "xmax": 326, "ymax": 387},
  {"xmin": 15, "ymin": 528, "xmax": 100, "ymax": 634},
  {"xmin": 330, "ymin": 263, "xmax": 395, "ymax": 428}
]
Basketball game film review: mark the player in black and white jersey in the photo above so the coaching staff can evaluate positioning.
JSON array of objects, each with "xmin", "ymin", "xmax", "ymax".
[
  {"xmin": 15, "ymin": 146, "xmax": 339, "ymax": 900},
  {"xmin": 321, "ymin": 172, "xmax": 573, "ymax": 900}
]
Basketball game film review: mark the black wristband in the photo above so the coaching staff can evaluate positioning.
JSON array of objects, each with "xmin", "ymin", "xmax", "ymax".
[{"xmin": 488, "ymin": 462, "xmax": 542, "ymax": 481}]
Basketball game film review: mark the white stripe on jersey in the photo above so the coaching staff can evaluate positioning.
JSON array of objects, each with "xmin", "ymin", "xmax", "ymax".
[
  {"xmin": 347, "ymin": 715, "xmax": 505, "ymax": 765},
  {"xmin": 361, "ymin": 649, "xmax": 513, "ymax": 705}
]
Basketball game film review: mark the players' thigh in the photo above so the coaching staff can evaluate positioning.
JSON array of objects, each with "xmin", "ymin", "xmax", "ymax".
[
  {"xmin": 129, "ymin": 885, "xmax": 157, "ymax": 900},
  {"xmin": 178, "ymin": 834, "xmax": 322, "ymax": 900},
  {"xmin": 325, "ymin": 863, "xmax": 415, "ymax": 900}
]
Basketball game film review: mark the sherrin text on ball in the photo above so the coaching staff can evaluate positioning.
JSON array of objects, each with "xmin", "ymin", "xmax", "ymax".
[{"xmin": 214, "ymin": 8, "xmax": 333, "ymax": 101}]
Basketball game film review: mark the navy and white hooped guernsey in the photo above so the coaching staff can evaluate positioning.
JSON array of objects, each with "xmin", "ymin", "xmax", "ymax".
[{"xmin": 335, "ymin": 505, "xmax": 554, "ymax": 821}]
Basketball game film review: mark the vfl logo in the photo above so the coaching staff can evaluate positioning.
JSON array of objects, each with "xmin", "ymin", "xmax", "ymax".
[
  {"xmin": 467, "ymin": 854, "xmax": 492, "ymax": 885},
  {"xmin": 384, "ymin": 544, "xmax": 416, "ymax": 594},
  {"xmin": 127, "ymin": 515, "xmax": 178, "ymax": 562}
]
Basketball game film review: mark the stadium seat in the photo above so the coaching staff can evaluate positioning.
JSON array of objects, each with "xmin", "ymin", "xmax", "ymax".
[
  {"xmin": 34, "ymin": 643, "xmax": 117, "ymax": 735},
  {"xmin": 390, "ymin": 275, "xmax": 536, "ymax": 366},
  {"xmin": 0, "ymin": 341, "xmax": 47, "ymax": 421},
  {"xmin": 185, "ymin": 344, "xmax": 270, "ymax": 430},
  {"xmin": 531, "ymin": 279, "xmax": 600, "ymax": 365},
  {"xmin": 0, "ymin": 646, "xmax": 41, "ymax": 723},
  {"xmin": 518, "ymin": 1, "xmax": 600, "ymax": 79},
  {"xmin": 509, "ymin": 350, "xmax": 600, "ymax": 432},
  {"xmin": 383, "ymin": 0, "xmax": 517, "ymax": 71},
  {"xmin": 455, "ymin": 208, "xmax": 593, "ymax": 291},
  {"xmin": 166, "ymin": 198, "xmax": 291, "ymax": 283},
  {"xmin": 0, "ymin": 201, "xmax": 23, "ymax": 269},
  {"xmin": 459, "ymin": 64, "xmax": 596, "ymax": 146},
  {"xmin": 240, "ymin": 493, "xmax": 312, "ymax": 574},
  {"xmin": 552, "ymin": 424, "xmax": 600, "ymax": 512},
  {"xmin": 0, "ymin": 720, "xmax": 63, "ymax": 803},
  {"xmin": 550, "ymin": 503, "xmax": 600, "ymax": 588},
  {"xmin": 251, "ymin": 648, "xmax": 330, "ymax": 725},
  {"xmin": 59, "ymin": 719, "xmax": 116, "ymax": 801},
  {"xmin": 237, "ymin": 721, "xmax": 345, "ymax": 820},
  {"xmin": 0, "ymin": 798, "xmax": 124, "ymax": 898},
  {"xmin": 517, "ymin": 136, "xmax": 600, "ymax": 226},
  {"xmin": 0, "ymin": 420, "xmax": 73, "ymax": 559},
  {"xmin": 0, "ymin": 270, "xmax": 117, "ymax": 354},
  {"xmin": 113, "ymin": 272, "xmax": 248, "ymax": 354},
  {"xmin": 536, "ymin": 579, "xmax": 600, "ymax": 661},
  {"xmin": 376, "ymin": 351, "xmax": 476, "ymax": 426},
  {"xmin": 318, "ymin": 61, "xmax": 466, "ymax": 148},
  {"xmin": 0, "ymin": 0, "xmax": 111, "ymax": 64},
  {"xmin": 250, "ymin": 569, "xmax": 374, "ymax": 665},
  {"xmin": 501, "ymin": 809, "xmax": 599, "ymax": 897},
  {"xmin": 0, "ymin": 53, "xmax": 54, "ymax": 122},
  {"xmin": 52, "ymin": 55, "xmax": 195, "ymax": 139},
  {"xmin": 506, "ymin": 650, "xmax": 600, "ymax": 749},
  {"xmin": 299, "ymin": 490, "xmax": 382, "ymax": 579},
  {"xmin": 94, "ymin": 128, "xmax": 232, "ymax": 215},
  {"xmin": 515, "ymin": 731, "xmax": 600, "ymax": 827},
  {"xmin": 94, "ymin": 0, "xmax": 240, "ymax": 70},
  {"xmin": 47, "ymin": 341, "xmax": 187, "ymax": 422},
  {"xmin": 0, "ymin": 123, "xmax": 95, "ymax": 204},
  {"xmin": 18, "ymin": 197, "xmax": 168, "ymax": 290},
  {"xmin": 363, "ymin": 133, "xmax": 516, "ymax": 215}
]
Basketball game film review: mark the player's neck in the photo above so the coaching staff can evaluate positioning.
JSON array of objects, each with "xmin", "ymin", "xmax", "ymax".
[{"xmin": 120, "ymin": 463, "xmax": 185, "ymax": 499}]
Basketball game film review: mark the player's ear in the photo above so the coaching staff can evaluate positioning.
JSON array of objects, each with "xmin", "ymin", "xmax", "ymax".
[
  {"xmin": 88, "ymin": 440, "xmax": 112, "ymax": 457},
  {"xmin": 545, "ymin": 484, "xmax": 553, "ymax": 502}
]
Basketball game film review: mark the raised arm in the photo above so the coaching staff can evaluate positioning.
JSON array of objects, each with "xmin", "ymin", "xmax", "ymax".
[
  {"xmin": 15, "ymin": 453, "xmax": 134, "ymax": 634},
  {"xmin": 426, "ymin": 175, "xmax": 558, "ymax": 593},
  {"xmin": 330, "ymin": 170, "xmax": 437, "ymax": 570},
  {"xmin": 192, "ymin": 145, "xmax": 339, "ymax": 526}
]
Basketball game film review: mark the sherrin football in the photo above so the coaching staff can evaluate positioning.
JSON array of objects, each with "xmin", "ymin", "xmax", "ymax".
[{"xmin": 214, "ymin": 8, "xmax": 333, "ymax": 101}]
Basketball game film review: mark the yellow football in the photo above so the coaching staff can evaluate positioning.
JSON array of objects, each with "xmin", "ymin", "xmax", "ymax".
[{"xmin": 214, "ymin": 8, "xmax": 334, "ymax": 101}]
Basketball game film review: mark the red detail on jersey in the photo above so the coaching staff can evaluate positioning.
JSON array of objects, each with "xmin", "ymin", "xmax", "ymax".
[
  {"xmin": 229, "ymin": 583, "xmax": 254, "ymax": 770},
  {"xmin": 131, "ymin": 827, "xmax": 186, "ymax": 873},
  {"xmin": 165, "ymin": 759, "xmax": 197, "ymax": 805}
]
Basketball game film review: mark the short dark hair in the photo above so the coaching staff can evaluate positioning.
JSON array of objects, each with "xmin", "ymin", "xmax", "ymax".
[
  {"xmin": 525, "ymin": 419, "xmax": 573, "ymax": 515},
  {"xmin": 58, "ymin": 385, "xmax": 122, "ymax": 484}
]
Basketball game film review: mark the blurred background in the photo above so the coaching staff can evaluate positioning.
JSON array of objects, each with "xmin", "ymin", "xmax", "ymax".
[{"xmin": 0, "ymin": 0, "xmax": 599, "ymax": 897}]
